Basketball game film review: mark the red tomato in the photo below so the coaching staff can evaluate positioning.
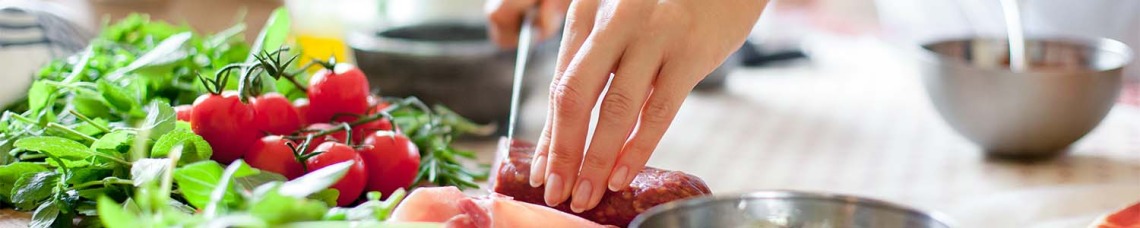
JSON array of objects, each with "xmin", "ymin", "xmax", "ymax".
[
  {"xmin": 293, "ymin": 98, "xmax": 311, "ymax": 126},
  {"xmin": 307, "ymin": 63, "xmax": 370, "ymax": 123},
  {"xmin": 298, "ymin": 123, "xmax": 344, "ymax": 151},
  {"xmin": 352, "ymin": 118, "xmax": 392, "ymax": 143},
  {"xmin": 252, "ymin": 93, "xmax": 302, "ymax": 135},
  {"xmin": 245, "ymin": 135, "xmax": 304, "ymax": 179},
  {"xmin": 306, "ymin": 142, "xmax": 368, "ymax": 206},
  {"xmin": 359, "ymin": 131, "xmax": 420, "ymax": 197},
  {"xmin": 175, "ymin": 105, "xmax": 193, "ymax": 122},
  {"xmin": 191, "ymin": 92, "xmax": 260, "ymax": 164}
]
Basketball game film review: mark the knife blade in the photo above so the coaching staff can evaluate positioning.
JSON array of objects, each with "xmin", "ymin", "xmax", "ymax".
[{"xmin": 491, "ymin": 9, "xmax": 537, "ymax": 187}]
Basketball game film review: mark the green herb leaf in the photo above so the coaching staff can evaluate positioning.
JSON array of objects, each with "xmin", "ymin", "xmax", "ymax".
[
  {"xmin": 151, "ymin": 128, "xmax": 212, "ymax": 164},
  {"xmin": 247, "ymin": 183, "xmax": 328, "ymax": 225},
  {"xmin": 139, "ymin": 101, "xmax": 176, "ymax": 139},
  {"xmin": 0, "ymin": 163, "xmax": 48, "ymax": 202},
  {"xmin": 279, "ymin": 161, "xmax": 352, "ymax": 198},
  {"xmin": 15, "ymin": 136, "xmax": 98, "ymax": 161},
  {"xmin": 203, "ymin": 160, "xmax": 258, "ymax": 216},
  {"xmin": 27, "ymin": 81, "xmax": 56, "ymax": 115},
  {"xmin": 308, "ymin": 189, "xmax": 339, "ymax": 208},
  {"xmin": 98, "ymin": 195, "xmax": 137, "ymax": 228},
  {"xmin": 98, "ymin": 81, "xmax": 137, "ymax": 113},
  {"xmin": 29, "ymin": 202, "xmax": 59, "ymax": 228},
  {"xmin": 106, "ymin": 32, "xmax": 193, "ymax": 81},
  {"xmin": 235, "ymin": 171, "xmax": 286, "ymax": 193},
  {"xmin": 92, "ymin": 130, "xmax": 134, "ymax": 152},
  {"xmin": 66, "ymin": 166, "xmax": 113, "ymax": 186},
  {"xmin": 72, "ymin": 96, "xmax": 112, "ymax": 120},
  {"xmin": 172, "ymin": 160, "xmax": 256, "ymax": 209},
  {"xmin": 11, "ymin": 172, "xmax": 59, "ymax": 210},
  {"xmin": 249, "ymin": 8, "xmax": 291, "ymax": 62},
  {"xmin": 130, "ymin": 158, "xmax": 170, "ymax": 187}
]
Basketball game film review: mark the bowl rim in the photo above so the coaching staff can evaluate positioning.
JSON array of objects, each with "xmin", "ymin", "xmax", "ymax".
[
  {"xmin": 916, "ymin": 36, "xmax": 1134, "ymax": 74},
  {"xmin": 628, "ymin": 190, "xmax": 958, "ymax": 228},
  {"xmin": 345, "ymin": 21, "xmax": 501, "ymax": 58}
]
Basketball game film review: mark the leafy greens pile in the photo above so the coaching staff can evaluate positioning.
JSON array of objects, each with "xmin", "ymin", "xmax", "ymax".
[{"xmin": 0, "ymin": 8, "xmax": 486, "ymax": 228}]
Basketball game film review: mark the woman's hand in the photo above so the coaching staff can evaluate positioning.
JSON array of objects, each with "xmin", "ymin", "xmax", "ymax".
[{"xmin": 487, "ymin": 0, "xmax": 766, "ymax": 213}]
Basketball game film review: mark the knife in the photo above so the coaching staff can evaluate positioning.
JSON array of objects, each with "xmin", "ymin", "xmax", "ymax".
[{"xmin": 491, "ymin": 9, "xmax": 537, "ymax": 187}]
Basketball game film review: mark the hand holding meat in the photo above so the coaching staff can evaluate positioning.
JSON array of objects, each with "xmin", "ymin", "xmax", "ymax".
[{"xmin": 485, "ymin": 0, "xmax": 766, "ymax": 213}]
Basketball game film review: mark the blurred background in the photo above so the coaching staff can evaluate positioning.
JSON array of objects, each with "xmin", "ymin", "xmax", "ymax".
[{"xmin": 2, "ymin": 0, "xmax": 1139, "ymax": 227}]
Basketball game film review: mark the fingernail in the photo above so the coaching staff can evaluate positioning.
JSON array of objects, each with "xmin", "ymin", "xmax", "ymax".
[
  {"xmin": 570, "ymin": 179, "xmax": 592, "ymax": 213},
  {"xmin": 608, "ymin": 166, "xmax": 629, "ymax": 191},
  {"xmin": 529, "ymin": 155, "xmax": 547, "ymax": 187},
  {"xmin": 544, "ymin": 173, "xmax": 564, "ymax": 207}
]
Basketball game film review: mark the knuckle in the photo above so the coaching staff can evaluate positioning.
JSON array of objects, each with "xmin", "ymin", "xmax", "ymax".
[
  {"xmin": 641, "ymin": 99, "xmax": 675, "ymax": 126},
  {"xmin": 581, "ymin": 153, "xmax": 612, "ymax": 171},
  {"xmin": 551, "ymin": 80, "xmax": 590, "ymax": 116},
  {"xmin": 599, "ymin": 90, "xmax": 637, "ymax": 119},
  {"xmin": 548, "ymin": 146, "xmax": 582, "ymax": 168}
]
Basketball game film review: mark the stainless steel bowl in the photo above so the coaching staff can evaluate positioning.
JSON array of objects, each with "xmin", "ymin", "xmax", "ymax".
[
  {"xmin": 919, "ymin": 37, "xmax": 1133, "ymax": 159},
  {"xmin": 629, "ymin": 191, "xmax": 954, "ymax": 228}
]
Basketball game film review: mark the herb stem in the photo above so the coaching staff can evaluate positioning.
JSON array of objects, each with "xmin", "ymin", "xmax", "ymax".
[
  {"xmin": 8, "ymin": 113, "xmax": 39, "ymax": 125},
  {"xmin": 73, "ymin": 178, "xmax": 133, "ymax": 189},
  {"xmin": 18, "ymin": 153, "xmax": 47, "ymax": 160},
  {"xmin": 69, "ymin": 110, "xmax": 112, "ymax": 132},
  {"xmin": 46, "ymin": 123, "xmax": 98, "ymax": 142}
]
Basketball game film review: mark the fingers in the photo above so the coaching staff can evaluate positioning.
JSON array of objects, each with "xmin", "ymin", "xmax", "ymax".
[
  {"xmin": 530, "ymin": 0, "xmax": 599, "ymax": 188},
  {"xmin": 608, "ymin": 62, "xmax": 698, "ymax": 193},
  {"xmin": 536, "ymin": 0, "xmax": 571, "ymax": 40},
  {"xmin": 569, "ymin": 41, "xmax": 661, "ymax": 213},
  {"xmin": 544, "ymin": 0, "xmax": 646, "ymax": 206},
  {"xmin": 485, "ymin": 0, "xmax": 538, "ymax": 48}
]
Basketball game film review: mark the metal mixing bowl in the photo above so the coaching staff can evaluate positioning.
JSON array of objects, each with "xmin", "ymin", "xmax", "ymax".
[
  {"xmin": 629, "ymin": 191, "xmax": 954, "ymax": 228},
  {"xmin": 919, "ymin": 37, "xmax": 1133, "ymax": 159}
]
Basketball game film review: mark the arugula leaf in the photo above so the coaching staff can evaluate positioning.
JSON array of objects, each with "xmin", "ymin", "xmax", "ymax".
[
  {"xmin": 29, "ymin": 202, "xmax": 60, "ymax": 228},
  {"xmin": 151, "ymin": 128, "xmax": 211, "ymax": 164},
  {"xmin": 279, "ymin": 161, "xmax": 352, "ymax": 198},
  {"xmin": 98, "ymin": 196, "xmax": 137, "ymax": 228},
  {"xmin": 140, "ymin": 101, "xmax": 176, "ymax": 139},
  {"xmin": 130, "ymin": 158, "xmax": 170, "ymax": 187},
  {"xmin": 0, "ymin": 163, "xmax": 48, "ymax": 201},
  {"xmin": 15, "ymin": 136, "xmax": 98, "ymax": 161},
  {"xmin": 172, "ymin": 160, "xmax": 256, "ymax": 209},
  {"xmin": 11, "ymin": 172, "xmax": 59, "ymax": 210}
]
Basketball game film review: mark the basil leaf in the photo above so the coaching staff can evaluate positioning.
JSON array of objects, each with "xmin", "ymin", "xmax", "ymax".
[
  {"xmin": 151, "ymin": 128, "xmax": 211, "ymax": 164},
  {"xmin": 172, "ymin": 160, "xmax": 256, "ymax": 209},
  {"xmin": 98, "ymin": 196, "xmax": 137, "ymax": 228},
  {"xmin": 0, "ymin": 163, "xmax": 48, "ymax": 201},
  {"xmin": 15, "ymin": 136, "xmax": 99, "ymax": 161},
  {"xmin": 130, "ymin": 158, "xmax": 170, "ymax": 187},
  {"xmin": 139, "ymin": 101, "xmax": 176, "ymax": 139},
  {"xmin": 11, "ymin": 172, "xmax": 59, "ymax": 210},
  {"xmin": 279, "ymin": 161, "xmax": 352, "ymax": 198},
  {"xmin": 29, "ymin": 202, "xmax": 59, "ymax": 228}
]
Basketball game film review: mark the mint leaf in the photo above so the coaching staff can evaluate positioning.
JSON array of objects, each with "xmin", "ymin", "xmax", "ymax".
[
  {"xmin": 29, "ymin": 202, "xmax": 59, "ymax": 228},
  {"xmin": 98, "ymin": 196, "xmax": 137, "ymax": 228},
  {"xmin": 151, "ymin": 128, "xmax": 211, "ymax": 164},
  {"xmin": 11, "ymin": 172, "xmax": 59, "ymax": 210},
  {"xmin": 279, "ymin": 161, "xmax": 351, "ymax": 198},
  {"xmin": 15, "ymin": 136, "xmax": 103, "ymax": 161},
  {"xmin": 172, "ymin": 160, "xmax": 256, "ymax": 209},
  {"xmin": 130, "ymin": 158, "xmax": 170, "ymax": 187},
  {"xmin": 140, "ymin": 101, "xmax": 176, "ymax": 139},
  {"xmin": 0, "ymin": 163, "xmax": 48, "ymax": 201}
]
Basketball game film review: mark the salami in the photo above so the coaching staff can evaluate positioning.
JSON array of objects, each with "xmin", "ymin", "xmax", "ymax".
[{"xmin": 492, "ymin": 139, "xmax": 712, "ymax": 227}]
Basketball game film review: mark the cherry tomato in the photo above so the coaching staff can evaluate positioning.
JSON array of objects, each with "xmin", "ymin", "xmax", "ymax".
[
  {"xmin": 359, "ymin": 131, "xmax": 420, "ymax": 197},
  {"xmin": 297, "ymin": 123, "xmax": 344, "ymax": 152},
  {"xmin": 293, "ymin": 98, "xmax": 311, "ymax": 126},
  {"xmin": 306, "ymin": 142, "xmax": 368, "ymax": 206},
  {"xmin": 245, "ymin": 135, "xmax": 304, "ymax": 179},
  {"xmin": 307, "ymin": 63, "xmax": 370, "ymax": 123},
  {"xmin": 175, "ymin": 105, "xmax": 193, "ymax": 122},
  {"xmin": 191, "ymin": 92, "xmax": 259, "ymax": 164},
  {"xmin": 352, "ymin": 118, "xmax": 392, "ymax": 143},
  {"xmin": 252, "ymin": 93, "xmax": 302, "ymax": 135}
]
